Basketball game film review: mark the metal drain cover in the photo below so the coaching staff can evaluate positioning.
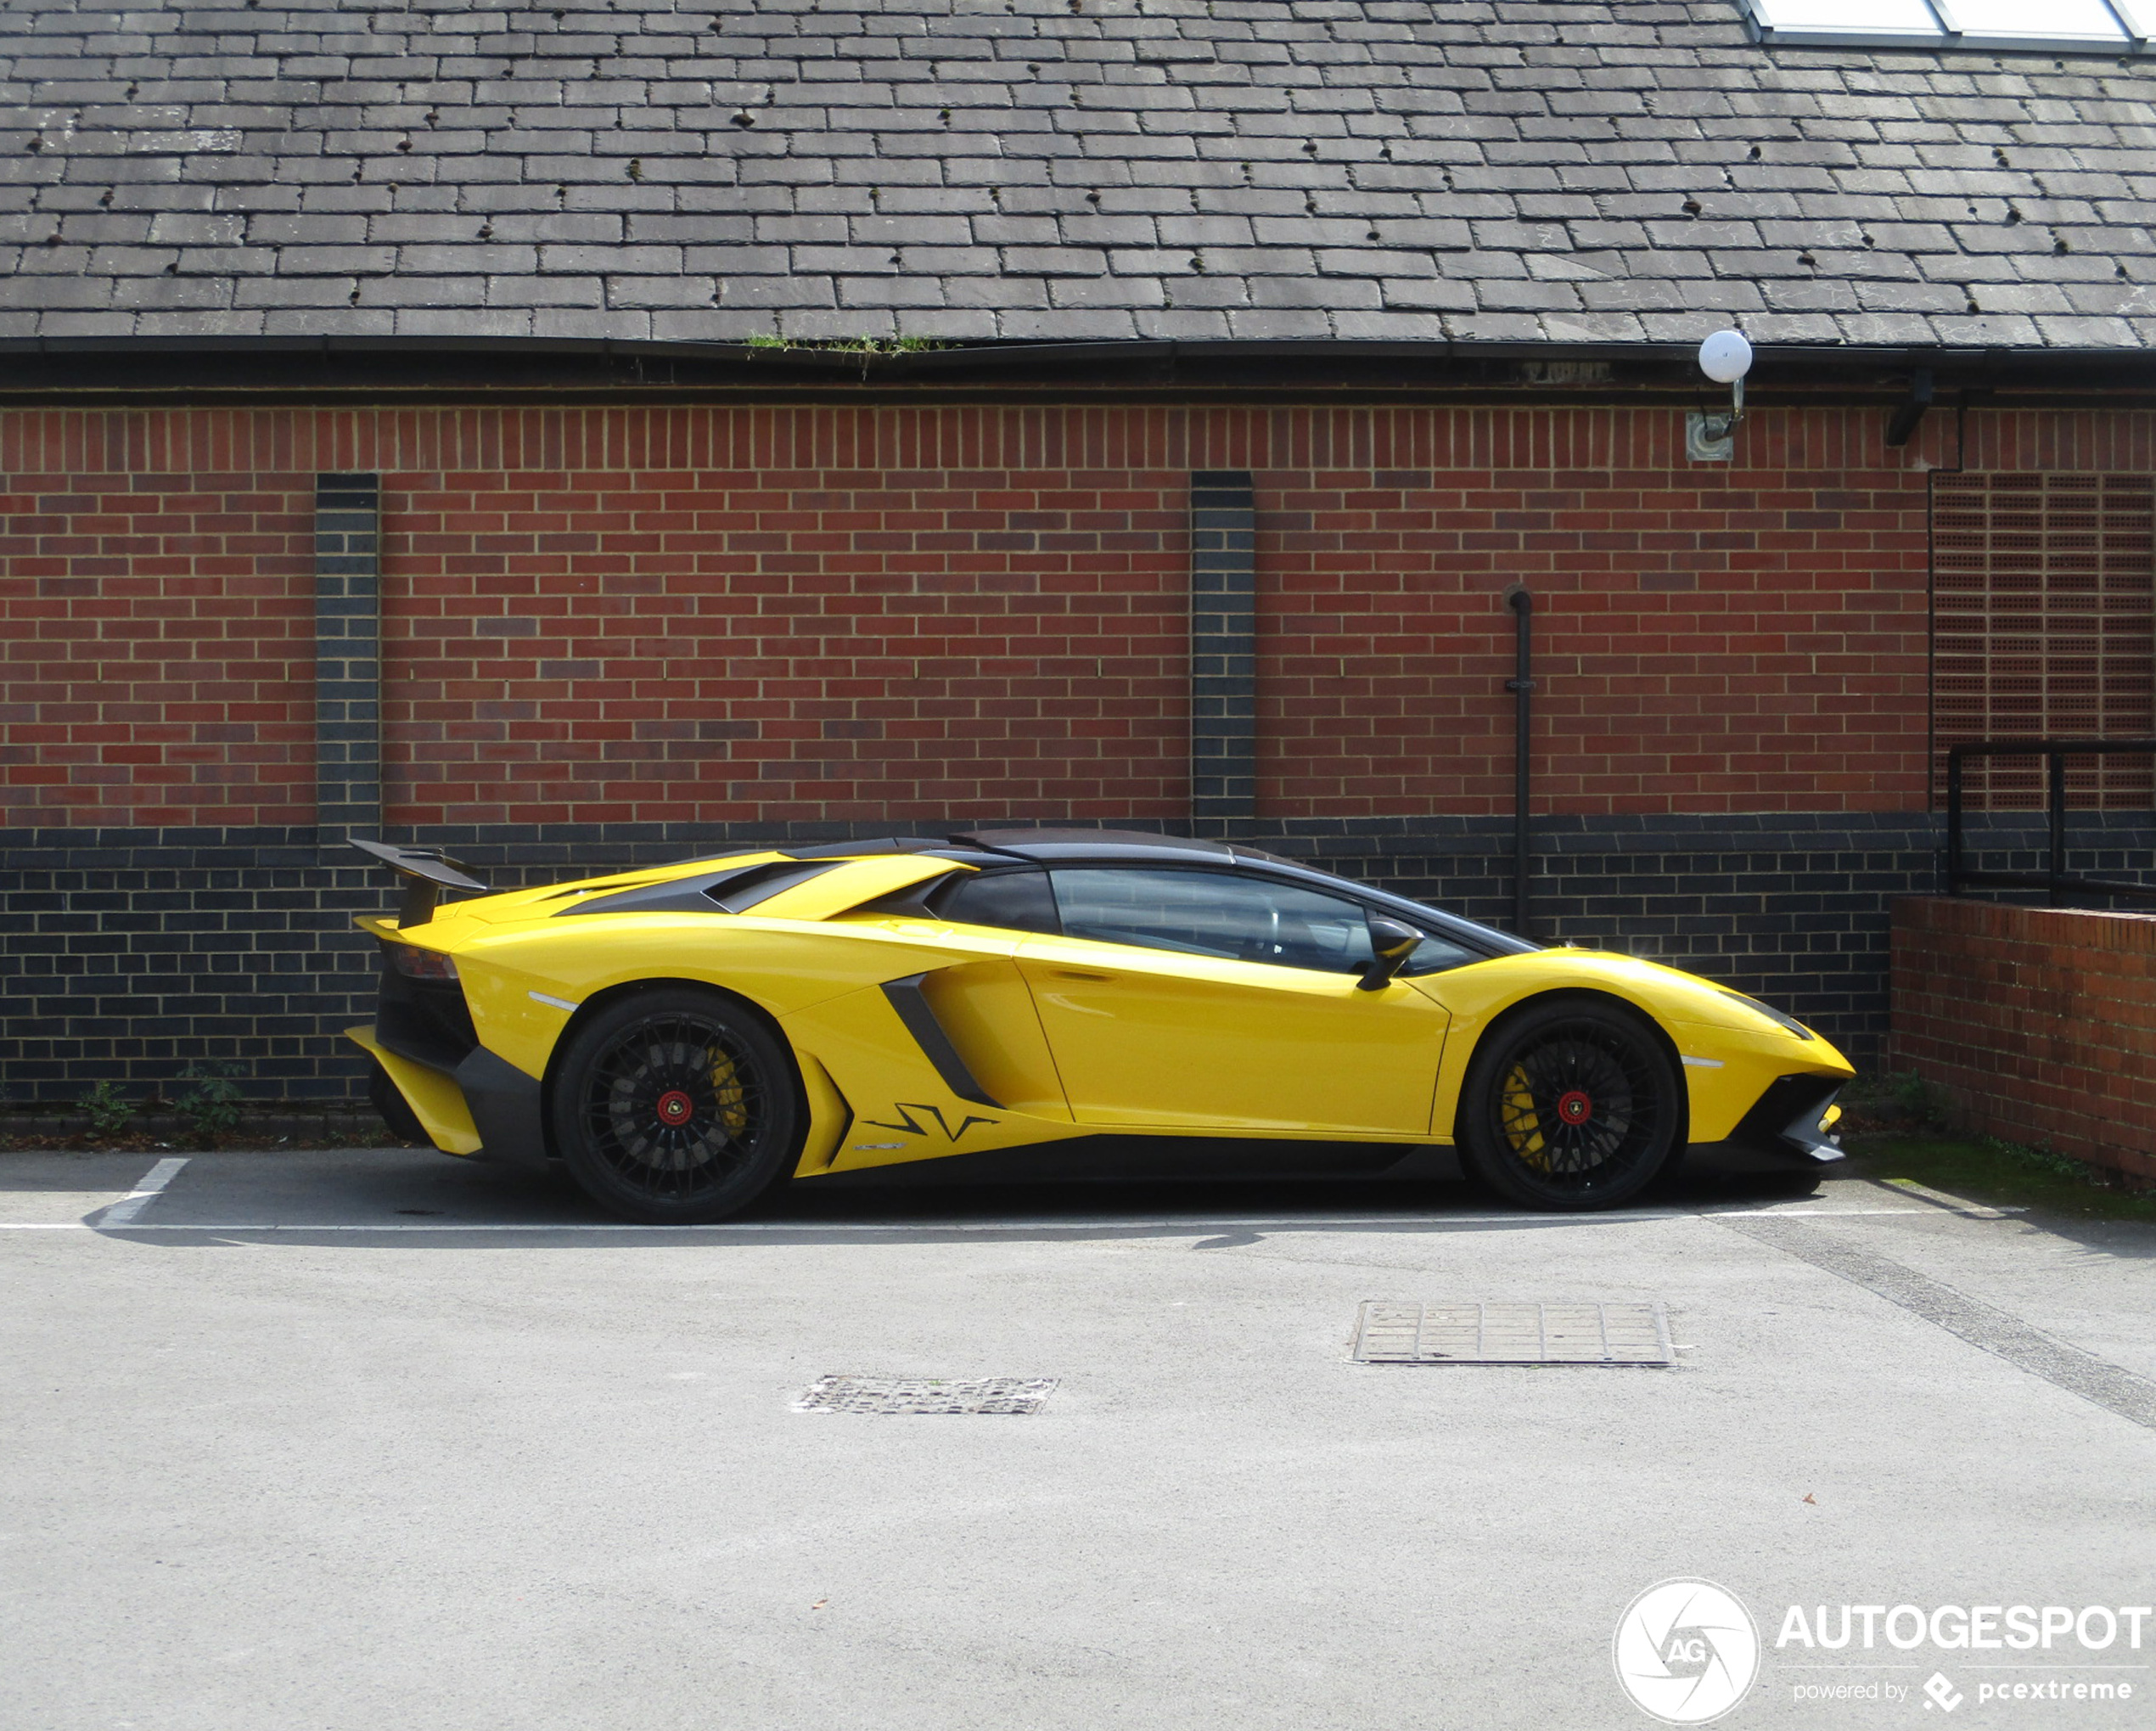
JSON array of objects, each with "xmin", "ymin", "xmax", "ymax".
[
  {"xmin": 792, "ymin": 1375, "xmax": 1058, "ymax": 1414},
  {"xmin": 1352, "ymin": 1301, "xmax": 1673, "ymax": 1365}
]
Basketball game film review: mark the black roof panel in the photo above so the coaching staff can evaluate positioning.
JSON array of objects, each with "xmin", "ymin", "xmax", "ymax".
[
  {"xmin": 779, "ymin": 837, "xmax": 951, "ymax": 859},
  {"xmin": 953, "ymin": 829, "xmax": 1241, "ymax": 864}
]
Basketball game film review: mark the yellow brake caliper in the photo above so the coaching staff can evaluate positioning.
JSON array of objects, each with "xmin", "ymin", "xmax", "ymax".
[
  {"xmin": 1502, "ymin": 1065, "xmax": 1550, "ymax": 1172},
  {"xmin": 709, "ymin": 1050, "xmax": 750, "ymax": 1137}
]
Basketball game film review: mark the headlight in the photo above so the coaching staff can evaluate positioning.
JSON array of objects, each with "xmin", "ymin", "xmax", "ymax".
[
  {"xmin": 387, "ymin": 943, "xmax": 459, "ymax": 981},
  {"xmin": 1717, "ymin": 989, "xmax": 1812, "ymax": 1040}
]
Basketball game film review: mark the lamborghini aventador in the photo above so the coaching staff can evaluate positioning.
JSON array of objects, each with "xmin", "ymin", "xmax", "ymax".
[{"xmin": 345, "ymin": 829, "xmax": 1851, "ymax": 1222}]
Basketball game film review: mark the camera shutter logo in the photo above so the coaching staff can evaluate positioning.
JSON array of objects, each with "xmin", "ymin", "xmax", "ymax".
[{"xmin": 1613, "ymin": 1578, "xmax": 1761, "ymax": 1724}]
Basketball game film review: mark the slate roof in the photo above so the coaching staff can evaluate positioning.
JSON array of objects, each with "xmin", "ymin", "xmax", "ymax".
[{"xmin": 4, "ymin": 0, "xmax": 2155, "ymax": 352}]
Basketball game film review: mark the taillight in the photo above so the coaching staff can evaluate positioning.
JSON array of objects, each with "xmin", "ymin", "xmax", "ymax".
[{"xmin": 387, "ymin": 943, "xmax": 459, "ymax": 981}]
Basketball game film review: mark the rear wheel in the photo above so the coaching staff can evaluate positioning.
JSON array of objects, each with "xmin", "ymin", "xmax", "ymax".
[
  {"xmin": 1457, "ymin": 999, "xmax": 1681, "ymax": 1211},
  {"xmin": 550, "ymin": 987, "xmax": 801, "ymax": 1224}
]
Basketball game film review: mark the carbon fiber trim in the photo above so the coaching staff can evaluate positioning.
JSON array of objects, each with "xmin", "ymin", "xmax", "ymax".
[{"xmin": 878, "ymin": 973, "xmax": 1002, "ymax": 1109}]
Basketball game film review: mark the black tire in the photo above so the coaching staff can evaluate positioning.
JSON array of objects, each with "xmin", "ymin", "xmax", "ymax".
[
  {"xmin": 1457, "ymin": 998, "xmax": 1682, "ymax": 1211},
  {"xmin": 549, "ymin": 987, "xmax": 803, "ymax": 1224}
]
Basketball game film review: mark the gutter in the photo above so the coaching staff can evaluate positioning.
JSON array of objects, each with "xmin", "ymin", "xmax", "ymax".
[
  {"xmin": 0, "ymin": 334, "xmax": 2149, "ymax": 407},
  {"xmin": 0, "ymin": 330, "xmax": 2145, "ymax": 377}
]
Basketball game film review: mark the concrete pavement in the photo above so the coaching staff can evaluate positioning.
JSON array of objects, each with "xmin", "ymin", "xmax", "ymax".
[{"xmin": 3, "ymin": 1148, "xmax": 2152, "ymax": 1729}]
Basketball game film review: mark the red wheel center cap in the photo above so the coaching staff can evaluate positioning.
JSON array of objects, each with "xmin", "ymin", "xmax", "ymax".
[
  {"xmin": 655, "ymin": 1088, "xmax": 695, "ymax": 1127},
  {"xmin": 1556, "ymin": 1089, "xmax": 1593, "ymax": 1126}
]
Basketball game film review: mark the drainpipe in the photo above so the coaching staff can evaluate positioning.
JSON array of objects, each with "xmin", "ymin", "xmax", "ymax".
[{"xmin": 1503, "ymin": 586, "xmax": 1536, "ymax": 939}]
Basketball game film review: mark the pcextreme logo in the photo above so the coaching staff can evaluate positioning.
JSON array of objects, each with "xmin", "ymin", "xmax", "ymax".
[{"xmin": 1614, "ymin": 1578, "xmax": 1761, "ymax": 1725}]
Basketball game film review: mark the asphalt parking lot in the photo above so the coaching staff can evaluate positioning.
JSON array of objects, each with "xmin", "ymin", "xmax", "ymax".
[{"xmin": 4, "ymin": 1149, "xmax": 2153, "ymax": 1730}]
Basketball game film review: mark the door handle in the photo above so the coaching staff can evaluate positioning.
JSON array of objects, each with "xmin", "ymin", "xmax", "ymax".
[{"xmin": 1051, "ymin": 969, "xmax": 1112, "ymax": 981}]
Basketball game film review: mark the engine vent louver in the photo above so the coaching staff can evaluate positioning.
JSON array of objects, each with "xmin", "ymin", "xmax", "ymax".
[{"xmin": 557, "ymin": 860, "xmax": 840, "ymax": 917}]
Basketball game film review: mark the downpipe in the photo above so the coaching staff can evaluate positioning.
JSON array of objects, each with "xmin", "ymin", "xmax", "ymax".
[{"xmin": 1503, "ymin": 586, "xmax": 1536, "ymax": 940}]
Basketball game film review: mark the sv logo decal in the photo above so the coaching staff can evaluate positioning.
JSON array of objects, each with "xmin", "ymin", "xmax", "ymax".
[{"xmin": 862, "ymin": 1103, "xmax": 998, "ymax": 1141}]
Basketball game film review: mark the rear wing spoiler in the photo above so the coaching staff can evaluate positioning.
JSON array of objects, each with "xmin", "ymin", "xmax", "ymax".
[{"xmin": 348, "ymin": 838, "xmax": 489, "ymax": 928}]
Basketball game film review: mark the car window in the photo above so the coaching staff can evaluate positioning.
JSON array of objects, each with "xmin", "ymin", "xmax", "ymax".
[
  {"xmin": 929, "ymin": 868, "xmax": 1060, "ymax": 935},
  {"xmin": 1398, "ymin": 933, "xmax": 1479, "ymax": 976},
  {"xmin": 1049, "ymin": 868, "xmax": 1375, "ymax": 973}
]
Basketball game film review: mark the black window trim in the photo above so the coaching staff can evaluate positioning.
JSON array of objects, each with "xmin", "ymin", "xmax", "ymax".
[
  {"xmin": 1037, "ymin": 857, "xmax": 1529, "ymax": 967},
  {"xmin": 863, "ymin": 851, "xmax": 1534, "ymax": 963},
  {"xmin": 920, "ymin": 863, "xmax": 1062, "ymax": 934}
]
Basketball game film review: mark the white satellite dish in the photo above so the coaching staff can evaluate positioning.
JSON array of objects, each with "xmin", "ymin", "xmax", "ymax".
[
  {"xmin": 1698, "ymin": 329, "xmax": 1753, "ymax": 384},
  {"xmin": 1694, "ymin": 329, "xmax": 1751, "ymax": 452}
]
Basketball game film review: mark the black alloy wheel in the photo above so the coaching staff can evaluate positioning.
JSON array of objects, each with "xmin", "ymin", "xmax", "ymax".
[
  {"xmin": 1457, "ymin": 998, "xmax": 1681, "ymax": 1211},
  {"xmin": 550, "ymin": 987, "xmax": 802, "ymax": 1223}
]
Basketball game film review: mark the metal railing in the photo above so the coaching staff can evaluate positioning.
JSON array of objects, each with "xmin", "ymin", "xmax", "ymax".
[{"xmin": 1945, "ymin": 739, "xmax": 2156, "ymax": 904}]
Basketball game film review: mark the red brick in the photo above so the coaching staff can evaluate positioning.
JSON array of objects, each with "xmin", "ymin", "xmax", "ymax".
[
  {"xmin": 3, "ymin": 402, "xmax": 2146, "ymax": 830},
  {"xmin": 1894, "ymin": 898, "xmax": 2156, "ymax": 1182}
]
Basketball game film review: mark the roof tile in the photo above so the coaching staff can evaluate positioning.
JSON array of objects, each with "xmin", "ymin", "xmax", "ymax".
[{"xmin": 5, "ymin": 0, "xmax": 2151, "ymax": 351}]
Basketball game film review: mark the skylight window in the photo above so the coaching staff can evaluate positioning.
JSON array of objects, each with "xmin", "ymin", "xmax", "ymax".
[{"xmin": 1743, "ymin": 0, "xmax": 2154, "ymax": 50}]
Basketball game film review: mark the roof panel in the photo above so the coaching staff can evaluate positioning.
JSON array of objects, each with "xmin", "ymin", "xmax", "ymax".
[
  {"xmin": 1745, "ymin": 0, "xmax": 1948, "ymax": 46},
  {"xmin": 954, "ymin": 829, "xmax": 1241, "ymax": 863},
  {"xmin": 3, "ymin": 0, "xmax": 2154, "ymax": 354},
  {"xmin": 1750, "ymin": 0, "xmax": 2148, "ymax": 49},
  {"xmin": 1936, "ymin": 0, "xmax": 2138, "ymax": 45}
]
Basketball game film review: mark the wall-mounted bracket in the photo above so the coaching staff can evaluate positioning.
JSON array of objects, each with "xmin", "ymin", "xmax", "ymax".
[{"xmin": 1686, "ymin": 413, "xmax": 1735, "ymax": 463}]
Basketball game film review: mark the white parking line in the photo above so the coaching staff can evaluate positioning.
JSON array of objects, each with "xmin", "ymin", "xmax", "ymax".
[
  {"xmin": 95, "ymin": 1157, "xmax": 189, "ymax": 1228},
  {"xmin": 0, "ymin": 1205, "xmax": 1945, "ymax": 1234},
  {"xmin": 1875, "ymin": 1177, "xmax": 2028, "ymax": 1218}
]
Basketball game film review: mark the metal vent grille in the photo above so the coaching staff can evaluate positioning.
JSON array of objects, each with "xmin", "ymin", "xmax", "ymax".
[
  {"xmin": 1350, "ymin": 1301, "xmax": 1673, "ymax": 1365},
  {"xmin": 1933, "ymin": 473, "xmax": 2156, "ymax": 810},
  {"xmin": 791, "ymin": 1375, "xmax": 1058, "ymax": 1414}
]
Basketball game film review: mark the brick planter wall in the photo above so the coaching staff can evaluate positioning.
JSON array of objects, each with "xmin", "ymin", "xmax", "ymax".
[{"xmin": 1892, "ymin": 896, "xmax": 2156, "ymax": 1183}]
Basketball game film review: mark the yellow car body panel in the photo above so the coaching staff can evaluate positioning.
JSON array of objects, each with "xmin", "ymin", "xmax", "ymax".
[
  {"xmin": 792, "ymin": 1053, "xmax": 855, "ymax": 1176},
  {"xmin": 911, "ymin": 954, "xmax": 1071, "ymax": 1122},
  {"xmin": 443, "ymin": 915, "xmax": 1014, "ymax": 1031},
  {"xmin": 1664, "ymin": 1020, "xmax": 1844, "ymax": 1143},
  {"xmin": 1412, "ymin": 947, "xmax": 1851, "ymax": 1144},
  {"xmin": 1013, "ymin": 932, "xmax": 1449, "ymax": 1134},
  {"xmin": 344, "ymin": 843, "xmax": 1854, "ymax": 1196},
  {"xmin": 452, "ymin": 955, "xmax": 577, "ymax": 1084},
  {"xmin": 347, "ymin": 1023, "xmax": 483, "ymax": 1155},
  {"xmin": 777, "ymin": 976, "xmax": 1089, "ymax": 1174}
]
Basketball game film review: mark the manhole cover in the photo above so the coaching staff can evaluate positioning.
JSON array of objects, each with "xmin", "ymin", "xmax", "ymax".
[
  {"xmin": 791, "ymin": 1375, "xmax": 1058, "ymax": 1414},
  {"xmin": 1351, "ymin": 1301, "xmax": 1673, "ymax": 1365}
]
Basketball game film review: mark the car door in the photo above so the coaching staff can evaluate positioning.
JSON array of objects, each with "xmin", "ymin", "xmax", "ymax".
[{"xmin": 1013, "ymin": 866, "xmax": 1451, "ymax": 1134}]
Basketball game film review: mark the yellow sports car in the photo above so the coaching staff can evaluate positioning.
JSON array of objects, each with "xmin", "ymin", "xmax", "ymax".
[{"xmin": 346, "ymin": 829, "xmax": 1851, "ymax": 1222}]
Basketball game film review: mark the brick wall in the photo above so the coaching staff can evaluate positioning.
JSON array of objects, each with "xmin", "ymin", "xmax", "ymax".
[
  {"xmin": 2, "ymin": 810, "xmax": 1984, "ymax": 1099},
  {"xmin": 1893, "ymin": 896, "xmax": 2156, "ymax": 1183},
  {"xmin": 5, "ymin": 396, "xmax": 2155, "ymax": 1103},
  {"xmin": 0, "ymin": 440, "xmax": 317, "ymax": 826},
  {"xmin": 3, "ymin": 400, "xmax": 1951, "ymax": 829}
]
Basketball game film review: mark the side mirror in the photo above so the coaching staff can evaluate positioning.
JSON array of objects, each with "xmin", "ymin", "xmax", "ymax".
[{"xmin": 1358, "ymin": 917, "xmax": 1423, "ymax": 992}]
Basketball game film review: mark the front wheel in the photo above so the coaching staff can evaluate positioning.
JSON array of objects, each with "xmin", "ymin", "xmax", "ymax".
[
  {"xmin": 550, "ymin": 987, "xmax": 802, "ymax": 1223},
  {"xmin": 1457, "ymin": 999, "xmax": 1682, "ymax": 1211}
]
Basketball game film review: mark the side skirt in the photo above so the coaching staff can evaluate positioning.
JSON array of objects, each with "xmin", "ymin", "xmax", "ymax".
[{"xmin": 802, "ymin": 1134, "xmax": 1463, "ymax": 1186}]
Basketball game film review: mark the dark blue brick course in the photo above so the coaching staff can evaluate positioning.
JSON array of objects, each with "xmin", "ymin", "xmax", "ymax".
[{"xmin": 5, "ymin": 812, "xmax": 2153, "ymax": 1101}]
